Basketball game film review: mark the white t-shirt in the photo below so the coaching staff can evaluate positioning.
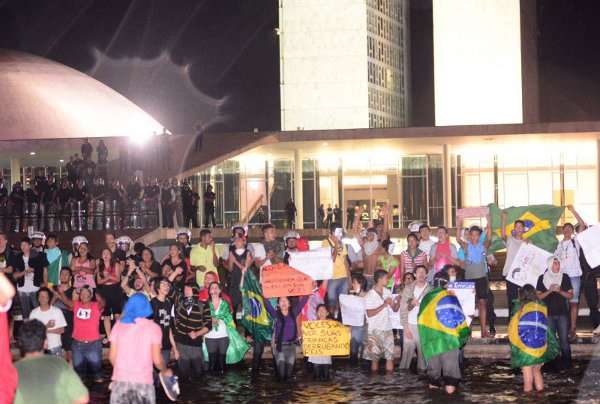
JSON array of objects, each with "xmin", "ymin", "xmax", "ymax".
[
  {"xmin": 503, "ymin": 236, "xmax": 525, "ymax": 277},
  {"xmin": 18, "ymin": 255, "xmax": 39, "ymax": 294},
  {"xmin": 408, "ymin": 284, "xmax": 427, "ymax": 325},
  {"xmin": 204, "ymin": 301, "xmax": 228, "ymax": 339},
  {"xmin": 555, "ymin": 238, "xmax": 582, "ymax": 278},
  {"xmin": 418, "ymin": 238, "xmax": 436, "ymax": 258},
  {"xmin": 365, "ymin": 287, "xmax": 393, "ymax": 331},
  {"xmin": 29, "ymin": 306, "xmax": 67, "ymax": 349}
]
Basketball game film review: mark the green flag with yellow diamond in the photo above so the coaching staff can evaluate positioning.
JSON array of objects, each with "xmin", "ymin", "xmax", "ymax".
[{"xmin": 488, "ymin": 203, "xmax": 564, "ymax": 253}]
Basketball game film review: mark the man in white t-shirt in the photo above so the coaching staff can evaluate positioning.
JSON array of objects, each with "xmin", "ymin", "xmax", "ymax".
[
  {"xmin": 418, "ymin": 224, "xmax": 436, "ymax": 258},
  {"xmin": 501, "ymin": 212, "xmax": 529, "ymax": 315},
  {"xmin": 555, "ymin": 220, "xmax": 583, "ymax": 339},
  {"xmin": 365, "ymin": 270, "xmax": 400, "ymax": 373},
  {"xmin": 29, "ymin": 287, "xmax": 67, "ymax": 356}
]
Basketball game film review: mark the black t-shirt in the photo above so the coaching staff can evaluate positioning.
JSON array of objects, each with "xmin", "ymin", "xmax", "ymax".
[
  {"xmin": 71, "ymin": 186, "xmax": 87, "ymax": 202},
  {"xmin": 203, "ymin": 191, "xmax": 215, "ymax": 209},
  {"xmin": 144, "ymin": 185, "xmax": 160, "ymax": 199},
  {"xmin": 536, "ymin": 273, "xmax": 573, "ymax": 316},
  {"xmin": 57, "ymin": 187, "xmax": 71, "ymax": 205},
  {"xmin": 25, "ymin": 188, "xmax": 39, "ymax": 204},
  {"xmin": 44, "ymin": 182, "xmax": 57, "ymax": 204},
  {"xmin": 151, "ymin": 297, "xmax": 174, "ymax": 350},
  {"xmin": 181, "ymin": 187, "xmax": 193, "ymax": 207}
]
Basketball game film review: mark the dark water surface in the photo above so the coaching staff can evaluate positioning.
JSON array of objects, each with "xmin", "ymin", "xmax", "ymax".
[{"xmin": 88, "ymin": 359, "xmax": 600, "ymax": 403}]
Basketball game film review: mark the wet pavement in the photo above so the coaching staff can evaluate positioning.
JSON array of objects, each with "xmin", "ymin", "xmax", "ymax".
[{"xmin": 85, "ymin": 358, "xmax": 600, "ymax": 403}]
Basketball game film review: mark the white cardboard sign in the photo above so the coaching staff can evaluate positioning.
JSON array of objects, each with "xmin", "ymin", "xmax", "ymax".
[
  {"xmin": 288, "ymin": 248, "xmax": 334, "ymax": 280},
  {"xmin": 339, "ymin": 294, "xmax": 365, "ymax": 327},
  {"xmin": 506, "ymin": 243, "xmax": 552, "ymax": 287}
]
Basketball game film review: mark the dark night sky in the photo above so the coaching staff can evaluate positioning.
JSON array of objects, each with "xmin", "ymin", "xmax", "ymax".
[{"xmin": 2, "ymin": 0, "xmax": 600, "ymax": 132}]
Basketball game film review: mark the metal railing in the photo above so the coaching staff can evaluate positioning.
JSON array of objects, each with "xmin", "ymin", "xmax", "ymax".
[{"xmin": 0, "ymin": 200, "xmax": 160, "ymax": 232}]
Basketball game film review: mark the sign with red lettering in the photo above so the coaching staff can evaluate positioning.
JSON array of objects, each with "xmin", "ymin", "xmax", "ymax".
[{"xmin": 261, "ymin": 263, "xmax": 314, "ymax": 298}]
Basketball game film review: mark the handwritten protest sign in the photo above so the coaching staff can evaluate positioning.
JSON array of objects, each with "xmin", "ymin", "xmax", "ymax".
[
  {"xmin": 302, "ymin": 320, "xmax": 350, "ymax": 356},
  {"xmin": 448, "ymin": 282, "xmax": 476, "ymax": 325},
  {"xmin": 506, "ymin": 243, "xmax": 552, "ymax": 287},
  {"xmin": 339, "ymin": 294, "xmax": 365, "ymax": 327},
  {"xmin": 576, "ymin": 225, "xmax": 600, "ymax": 269},
  {"xmin": 260, "ymin": 263, "xmax": 314, "ymax": 298},
  {"xmin": 288, "ymin": 248, "xmax": 333, "ymax": 280}
]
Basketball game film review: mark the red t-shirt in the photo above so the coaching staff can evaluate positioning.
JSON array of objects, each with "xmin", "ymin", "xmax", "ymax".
[
  {"xmin": 72, "ymin": 301, "xmax": 102, "ymax": 342},
  {"xmin": 0, "ymin": 303, "xmax": 17, "ymax": 404}
]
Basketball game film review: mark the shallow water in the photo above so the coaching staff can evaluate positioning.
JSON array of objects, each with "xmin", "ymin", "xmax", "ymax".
[{"xmin": 88, "ymin": 359, "xmax": 600, "ymax": 403}]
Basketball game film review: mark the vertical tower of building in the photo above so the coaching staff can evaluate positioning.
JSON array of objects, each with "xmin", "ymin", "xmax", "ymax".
[
  {"xmin": 433, "ymin": 0, "xmax": 538, "ymax": 126},
  {"xmin": 279, "ymin": 0, "xmax": 410, "ymax": 131}
]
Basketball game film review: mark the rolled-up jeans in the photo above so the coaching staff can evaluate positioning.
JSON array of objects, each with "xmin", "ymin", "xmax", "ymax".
[
  {"xmin": 350, "ymin": 324, "xmax": 365, "ymax": 358},
  {"xmin": 72, "ymin": 339, "xmax": 103, "ymax": 381},
  {"xmin": 548, "ymin": 314, "xmax": 571, "ymax": 366}
]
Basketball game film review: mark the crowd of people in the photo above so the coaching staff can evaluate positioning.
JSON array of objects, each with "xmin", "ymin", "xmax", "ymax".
[
  {"xmin": 0, "ymin": 202, "xmax": 598, "ymax": 403},
  {"xmin": 0, "ymin": 139, "xmax": 228, "ymax": 233}
]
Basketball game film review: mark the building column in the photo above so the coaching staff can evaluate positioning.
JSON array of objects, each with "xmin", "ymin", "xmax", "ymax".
[
  {"xmin": 442, "ymin": 144, "xmax": 452, "ymax": 228},
  {"xmin": 597, "ymin": 140, "xmax": 600, "ymax": 222},
  {"xmin": 10, "ymin": 157, "xmax": 21, "ymax": 188},
  {"xmin": 294, "ymin": 150, "xmax": 304, "ymax": 229},
  {"xmin": 337, "ymin": 158, "xmax": 344, "ymax": 227}
]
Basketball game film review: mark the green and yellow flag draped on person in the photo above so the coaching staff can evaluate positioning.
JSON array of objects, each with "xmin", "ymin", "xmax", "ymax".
[
  {"xmin": 508, "ymin": 300, "xmax": 559, "ymax": 368},
  {"xmin": 418, "ymin": 288, "xmax": 470, "ymax": 360},
  {"xmin": 241, "ymin": 269, "xmax": 272, "ymax": 343},
  {"xmin": 488, "ymin": 203, "xmax": 564, "ymax": 253}
]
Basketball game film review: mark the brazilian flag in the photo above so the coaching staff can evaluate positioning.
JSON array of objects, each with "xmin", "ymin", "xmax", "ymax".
[
  {"xmin": 241, "ymin": 270, "xmax": 272, "ymax": 343},
  {"xmin": 418, "ymin": 288, "xmax": 470, "ymax": 360},
  {"xmin": 488, "ymin": 203, "xmax": 564, "ymax": 253},
  {"xmin": 508, "ymin": 301, "xmax": 559, "ymax": 368}
]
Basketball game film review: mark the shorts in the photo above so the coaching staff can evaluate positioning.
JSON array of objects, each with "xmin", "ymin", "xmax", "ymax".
[
  {"xmin": 97, "ymin": 284, "xmax": 124, "ymax": 316},
  {"xmin": 465, "ymin": 277, "xmax": 488, "ymax": 301},
  {"xmin": 569, "ymin": 276, "xmax": 581, "ymax": 303},
  {"xmin": 365, "ymin": 329, "xmax": 394, "ymax": 361},
  {"xmin": 110, "ymin": 381, "xmax": 155, "ymax": 404}
]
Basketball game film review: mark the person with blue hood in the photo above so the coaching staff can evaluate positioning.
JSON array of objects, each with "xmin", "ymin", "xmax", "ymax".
[{"xmin": 109, "ymin": 293, "xmax": 175, "ymax": 404}]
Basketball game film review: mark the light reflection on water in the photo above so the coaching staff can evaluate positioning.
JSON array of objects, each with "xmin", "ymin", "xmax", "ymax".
[{"xmin": 89, "ymin": 359, "xmax": 600, "ymax": 403}]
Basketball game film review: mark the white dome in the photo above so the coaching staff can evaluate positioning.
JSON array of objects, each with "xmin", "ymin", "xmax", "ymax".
[{"xmin": 0, "ymin": 49, "xmax": 165, "ymax": 141}]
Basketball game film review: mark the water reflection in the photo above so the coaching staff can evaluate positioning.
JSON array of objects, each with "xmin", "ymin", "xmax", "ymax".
[{"xmin": 88, "ymin": 359, "xmax": 600, "ymax": 403}]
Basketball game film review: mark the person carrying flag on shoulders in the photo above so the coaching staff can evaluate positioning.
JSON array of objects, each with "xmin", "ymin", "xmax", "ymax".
[
  {"xmin": 418, "ymin": 272, "xmax": 470, "ymax": 394},
  {"xmin": 508, "ymin": 284, "xmax": 559, "ymax": 393}
]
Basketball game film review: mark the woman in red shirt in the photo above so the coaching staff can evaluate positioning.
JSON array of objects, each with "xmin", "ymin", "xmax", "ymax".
[{"xmin": 96, "ymin": 248, "xmax": 123, "ymax": 343}]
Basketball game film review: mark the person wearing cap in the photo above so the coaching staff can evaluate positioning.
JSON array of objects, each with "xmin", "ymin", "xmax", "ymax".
[
  {"xmin": 536, "ymin": 256, "xmax": 573, "ymax": 369},
  {"xmin": 283, "ymin": 231, "xmax": 300, "ymax": 265},
  {"xmin": 31, "ymin": 232, "xmax": 45, "ymax": 253},
  {"xmin": 322, "ymin": 223, "xmax": 350, "ymax": 318},
  {"xmin": 176, "ymin": 228, "xmax": 192, "ymax": 259},
  {"xmin": 226, "ymin": 236, "xmax": 252, "ymax": 316},
  {"xmin": 190, "ymin": 229, "xmax": 219, "ymax": 289},
  {"xmin": 109, "ymin": 293, "xmax": 172, "ymax": 404}
]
